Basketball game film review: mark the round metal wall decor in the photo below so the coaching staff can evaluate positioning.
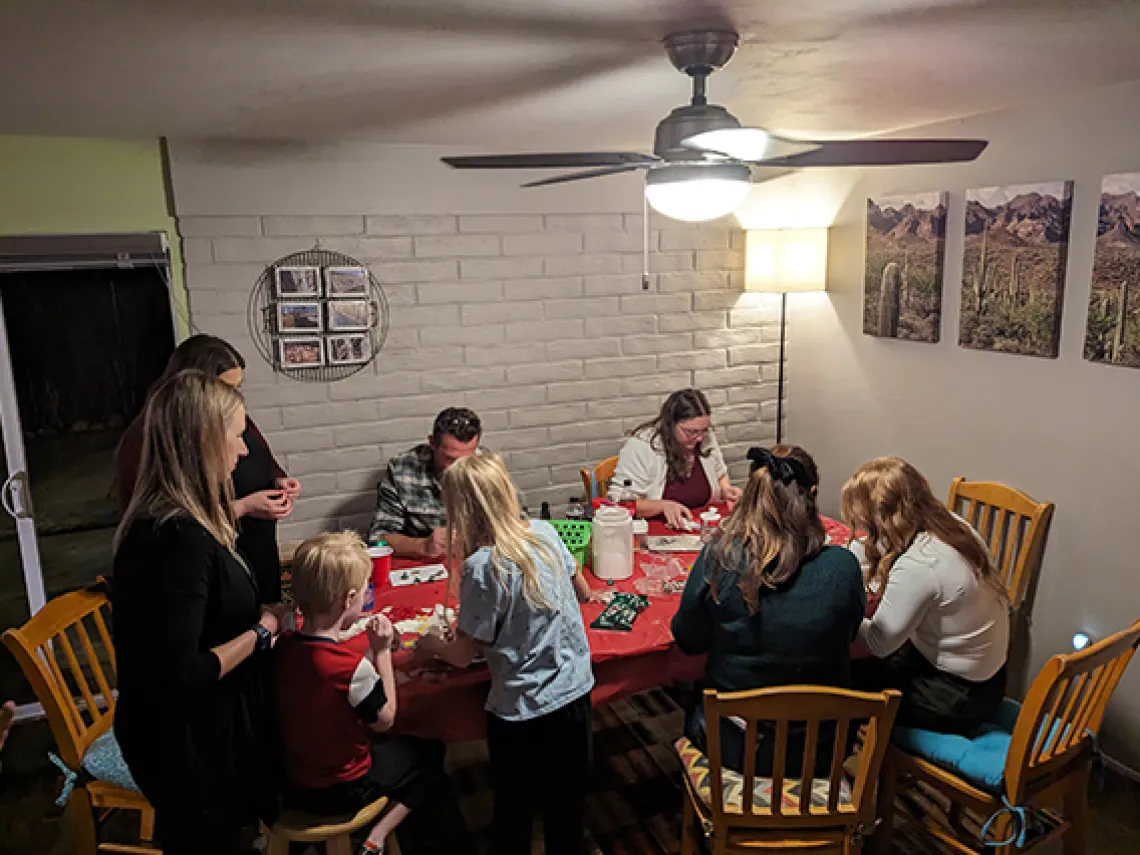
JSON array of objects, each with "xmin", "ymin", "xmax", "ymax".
[{"xmin": 248, "ymin": 247, "xmax": 389, "ymax": 382}]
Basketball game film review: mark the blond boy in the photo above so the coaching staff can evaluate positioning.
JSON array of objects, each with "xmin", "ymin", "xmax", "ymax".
[{"xmin": 274, "ymin": 532, "xmax": 443, "ymax": 855}]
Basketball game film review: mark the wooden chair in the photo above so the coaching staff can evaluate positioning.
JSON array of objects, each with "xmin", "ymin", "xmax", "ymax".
[
  {"xmin": 2, "ymin": 583, "xmax": 159, "ymax": 855},
  {"xmin": 946, "ymin": 478, "xmax": 1054, "ymax": 610},
  {"xmin": 263, "ymin": 796, "xmax": 401, "ymax": 855},
  {"xmin": 675, "ymin": 686, "xmax": 901, "ymax": 855},
  {"xmin": 579, "ymin": 455, "xmax": 619, "ymax": 502},
  {"xmin": 873, "ymin": 617, "xmax": 1140, "ymax": 855},
  {"xmin": 0, "ymin": 700, "xmax": 14, "ymax": 774}
]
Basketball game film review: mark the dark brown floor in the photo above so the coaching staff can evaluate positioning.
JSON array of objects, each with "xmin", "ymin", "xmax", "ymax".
[{"xmin": 3, "ymin": 695, "xmax": 1140, "ymax": 855}]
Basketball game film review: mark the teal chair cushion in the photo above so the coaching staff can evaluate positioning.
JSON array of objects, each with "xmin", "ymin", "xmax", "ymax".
[{"xmin": 891, "ymin": 698, "xmax": 1022, "ymax": 793}]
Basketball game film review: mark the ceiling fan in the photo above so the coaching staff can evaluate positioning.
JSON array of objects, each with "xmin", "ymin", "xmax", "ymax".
[{"xmin": 442, "ymin": 30, "xmax": 988, "ymax": 222}]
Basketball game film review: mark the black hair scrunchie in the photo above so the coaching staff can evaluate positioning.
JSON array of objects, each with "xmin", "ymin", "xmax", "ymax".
[{"xmin": 747, "ymin": 447, "xmax": 812, "ymax": 489}]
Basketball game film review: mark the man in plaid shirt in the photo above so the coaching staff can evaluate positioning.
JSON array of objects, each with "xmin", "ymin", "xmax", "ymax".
[{"xmin": 368, "ymin": 407, "xmax": 481, "ymax": 558}]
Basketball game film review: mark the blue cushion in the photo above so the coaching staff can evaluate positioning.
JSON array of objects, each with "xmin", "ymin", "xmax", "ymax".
[
  {"xmin": 891, "ymin": 698, "xmax": 1023, "ymax": 793},
  {"xmin": 82, "ymin": 728, "xmax": 139, "ymax": 792}
]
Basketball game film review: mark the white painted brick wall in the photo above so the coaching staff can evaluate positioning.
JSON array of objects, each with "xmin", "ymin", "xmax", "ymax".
[{"xmin": 177, "ymin": 212, "xmax": 785, "ymax": 536}]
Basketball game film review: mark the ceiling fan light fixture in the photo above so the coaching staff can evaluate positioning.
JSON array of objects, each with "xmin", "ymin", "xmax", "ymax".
[{"xmin": 644, "ymin": 163, "xmax": 752, "ymax": 223}]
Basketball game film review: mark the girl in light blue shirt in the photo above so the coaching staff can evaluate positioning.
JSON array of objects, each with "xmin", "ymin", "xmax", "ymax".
[{"xmin": 417, "ymin": 452, "xmax": 593, "ymax": 855}]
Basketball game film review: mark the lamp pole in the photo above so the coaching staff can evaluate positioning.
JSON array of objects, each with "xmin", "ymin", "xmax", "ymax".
[{"xmin": 776, "ymin": 292, "xmax": 786, "ymax": 445}]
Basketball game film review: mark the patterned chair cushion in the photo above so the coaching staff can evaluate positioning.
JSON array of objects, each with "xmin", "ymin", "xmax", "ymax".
[
  {"xmin": 674, "ymin": 737, "xmax": 853, "ymax": 815},
  {"xmin": 51, "ymin": 728, "xmax": 140, "ymax": 807}
]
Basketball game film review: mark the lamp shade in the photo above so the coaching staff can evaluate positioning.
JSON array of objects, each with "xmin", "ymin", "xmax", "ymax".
[
  {"xmin": 644, "ymin": 163, "xmax": 752, "ymax": 223},
  {"xmin": 744, "ymin": 228, "xmax": 829, "ymax": 293}
]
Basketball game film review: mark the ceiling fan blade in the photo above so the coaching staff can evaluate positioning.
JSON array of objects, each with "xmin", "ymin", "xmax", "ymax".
[
  {"xmin": 443, "ymin": 152, "xmax": 657, "ymax": 170},
  {"xmin": 522, "ymin": 165, "xmax": 648, "ymax": 188},
  {"xmin": 760, "ymin": 139, "xmax": 989, "ymax": 168},
  {"xmin": 682, "ymin": 128, "xmax": 818, "ymax": 162}
]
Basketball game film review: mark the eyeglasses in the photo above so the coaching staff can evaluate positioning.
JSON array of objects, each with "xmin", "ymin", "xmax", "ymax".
[{"xmin": 678, "ymin": 426, "xmax": 710, "ymax": 440}]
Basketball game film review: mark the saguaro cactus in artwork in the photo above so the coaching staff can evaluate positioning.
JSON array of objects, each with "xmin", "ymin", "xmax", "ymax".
[
  {"xmin": 974, "ymin": 227, "xmax": 989, "ymax": 313},
  {"xmin": 878, "ymin": 261, "xmax": 901, "ymax": 337},
  {"xmin": 1112, "ymin": 280, "xmax": 1130, "ymax": 363}
]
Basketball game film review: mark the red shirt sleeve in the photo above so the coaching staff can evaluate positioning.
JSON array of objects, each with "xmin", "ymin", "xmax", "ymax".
[{"xmin": 113, "ymin": 416, "xmax": 145, "ymax": 513}]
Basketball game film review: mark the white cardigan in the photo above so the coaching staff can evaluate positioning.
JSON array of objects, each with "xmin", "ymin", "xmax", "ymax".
[
  {"xmin": 851, "ymin": 531, "xmax": 1009, "ymax": 682},
  {"xmin": 613, "ymin": 429, "xmax": 728, "ymax": 501}
]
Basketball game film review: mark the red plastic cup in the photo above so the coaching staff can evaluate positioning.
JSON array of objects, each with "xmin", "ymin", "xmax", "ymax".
[{"xmin": 367, "ymin": 545, "xmax": 393, "ymax": 588}]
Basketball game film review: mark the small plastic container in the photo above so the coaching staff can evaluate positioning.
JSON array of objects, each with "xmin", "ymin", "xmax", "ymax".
[
  {"xmin": 367, "ymin": 544, "xmax": 394, "ymax": 588},
  {"xmin": 699, "ymin": 509, "xmax": 722, "ymax": 544},
  {"xmin": 632, "ymin": 518, "xmax": 649, "ymax": 550}
]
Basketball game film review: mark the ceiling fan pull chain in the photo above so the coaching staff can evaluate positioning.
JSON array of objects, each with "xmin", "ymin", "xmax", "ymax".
[{"xmin": 642, "ymin": 191, "xmax": 651, "ymax": 291}]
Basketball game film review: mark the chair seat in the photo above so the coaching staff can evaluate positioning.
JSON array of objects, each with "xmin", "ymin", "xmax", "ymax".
[
  {"xmin": 891, "ymin": 724, "xmax": 1012, "ymax": 793},
  {"xmin": 269, "ymin": 796, "xmax": 390, "ymax": 842},
  {"xmin": 83, "ymin": 729, "xmax": 140, "ymax": 793},
  {"xmin": 674, "ymin": 737, "xmax": 853, "ymax": 816}
]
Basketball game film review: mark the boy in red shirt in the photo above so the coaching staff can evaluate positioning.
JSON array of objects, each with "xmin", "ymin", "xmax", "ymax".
[{"xmin": 274, "ymin": 532, "xmax": 443, "ymax": 855}]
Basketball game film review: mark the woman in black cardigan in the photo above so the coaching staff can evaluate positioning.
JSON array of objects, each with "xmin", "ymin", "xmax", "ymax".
[{"xmin": 113, "ymin": 370, "xmax": 291, "ymax": 854}]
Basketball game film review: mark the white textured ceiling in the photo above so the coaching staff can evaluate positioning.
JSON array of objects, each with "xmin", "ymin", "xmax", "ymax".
[{"xmin": 1, "ymin": 0, "xmax": 1139, "ymax": 150}]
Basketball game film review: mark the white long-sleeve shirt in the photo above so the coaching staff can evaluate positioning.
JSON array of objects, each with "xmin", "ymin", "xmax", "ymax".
[
  {"xmin": 851, "ymin": 532, "xmax": 1009, "ymax": 682},
  {"xmin": 613, "ymin": 429, "xmax": 728, "ymax": 501}
]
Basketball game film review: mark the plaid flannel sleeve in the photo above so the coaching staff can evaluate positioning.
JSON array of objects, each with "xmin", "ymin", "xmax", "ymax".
[{"xmin": 367, "ymin": 465, "xmax": 408, "ymax": 542}]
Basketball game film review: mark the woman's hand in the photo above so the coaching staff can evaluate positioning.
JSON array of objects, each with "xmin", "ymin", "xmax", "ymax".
[
  {"xmin": 662, "ymin": 501, "xmax": 694, "ymax": 530},
  {"xmin": 422, "ymin": 527, "xmax": 450, "ymax": 558},
  {"xmin": 258, "ymin": 604, "xmax": 292, "ymax": 637},
  {"xmin": 722, "ymin": 485, "xmax": 743, "ymax": 503},
  {"xmin": 275, "ymin": 477, "xmax": 302, "ymax": 500},
  {"xmin": 236, "ymin": 489, "xmax": 292, "ymax": 520}
]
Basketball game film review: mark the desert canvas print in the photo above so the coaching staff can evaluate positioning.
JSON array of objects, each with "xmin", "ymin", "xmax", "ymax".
[
  {"xmin": 864, "ymin": 192, "xmax": 947, "ymax": 342},
  {"xmin": 959, "ymin": 181, "xmax": 1073, "ymax": 358},
  {"xmin": 1084, "ymin": 173, "xmax": 1140, "ymax": 368}
]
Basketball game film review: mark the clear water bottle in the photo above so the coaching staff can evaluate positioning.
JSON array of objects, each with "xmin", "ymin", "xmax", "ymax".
[
  {"xmin": 620, "ymin": 479, "xmax": 637, "ymax": 515},
  {"xmin": 566, "ymin": 497, "xmax": 586, "ymax": 521},
  {"xmin": 607, "ymin": 479, "xmax": 624, "ymax": 504}
]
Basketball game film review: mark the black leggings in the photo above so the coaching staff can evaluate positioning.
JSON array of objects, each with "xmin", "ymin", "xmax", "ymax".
[
  {"xmin": 486, "ymin": 693, "xmax": 593, "ymax": 855},
  {"xmin": 852, "ymin": 643, "xmax": 1006, "ymax": 735}
]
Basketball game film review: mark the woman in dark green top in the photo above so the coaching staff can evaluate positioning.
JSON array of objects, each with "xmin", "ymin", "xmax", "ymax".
[{"xmin": 670, "ymin": 445, "xmax": 865, "ymax": 775}]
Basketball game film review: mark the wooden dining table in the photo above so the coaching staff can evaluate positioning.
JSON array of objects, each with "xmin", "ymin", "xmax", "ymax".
[{"xmin": 322, "ymin": 509, "xmax": 857, "ymax": 744}]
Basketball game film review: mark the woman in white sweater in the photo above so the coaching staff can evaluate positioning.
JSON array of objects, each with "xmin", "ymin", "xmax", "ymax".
[
  {"xmin": 614, "ymin": 389, "xmax": 742, "ymax": 528},
  {"xmin": 842, "ymin": 457, "xmax": 1009, "ymax": 735}
]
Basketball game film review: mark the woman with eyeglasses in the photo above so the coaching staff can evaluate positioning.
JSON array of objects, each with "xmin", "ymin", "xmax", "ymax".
[{"xmin": 613, "ymin": 389, "xmax": 742, "ymax": 529}]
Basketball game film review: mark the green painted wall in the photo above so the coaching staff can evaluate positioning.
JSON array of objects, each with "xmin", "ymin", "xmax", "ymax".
[{"xmin": 0, "ymin": 135, "xmax": 188, "ymax": 335}]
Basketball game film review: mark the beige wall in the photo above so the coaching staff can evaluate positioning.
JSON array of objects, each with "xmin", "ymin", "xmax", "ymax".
[{"xmin": 783, "ymin": 81, "xmax": 1140, "ymax": 766}]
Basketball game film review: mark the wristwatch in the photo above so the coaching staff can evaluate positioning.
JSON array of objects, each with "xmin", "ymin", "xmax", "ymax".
[{"xmin": 253, "ymin": 622, "xmax": 273, "ymax": 652}]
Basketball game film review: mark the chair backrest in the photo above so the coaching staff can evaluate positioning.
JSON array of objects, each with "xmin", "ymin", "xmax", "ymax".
[
  {"xmin": 947, "ymin": 478, "xmax": 1054, "ymax": 609},
  {"xmin": 0, "ymin": 701, "xmax": 14, "ymax": 751},
  {"xmin": 579, "ymin": 455, "xmax": 619, "ymax": 502},
  {"xmin": 1005, "ymin": 618, "xmax": 1140, "ymax": 801},
  {"xmin": 703, "ymin": 685, "xmax": 901, "ymax": 834},
  {"xmin": 1, "ymin": 582, "xmax": 117, "ymax": 770}
]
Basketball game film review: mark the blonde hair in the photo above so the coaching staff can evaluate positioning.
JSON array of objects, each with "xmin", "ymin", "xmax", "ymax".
[
  {"xmin": 114, "ymin": 370, "xmax": 243, "ymax": 551},
  {"xmin": 440, "ymin": 453, "xmax": 562, "ymax": 611},
  {"xmin": 841, "ymin": 457, "xmax": 1007, "ymax": 601},
  {"xmin": 713, "ymin": 445, "xmax": 825, "ymax": 612},
  {"xmin": 291, "ymin": 531, "xmax": 371, "ymax": 616}
]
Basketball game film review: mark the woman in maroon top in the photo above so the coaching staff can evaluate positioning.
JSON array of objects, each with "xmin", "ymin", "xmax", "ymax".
[
  {"xmin": 114, "ymin": 334, "xmax": 301, "ymax": 602},
  {"xmin": 613, "ymin": 389, "xmax": 742, "ymax": 529}
]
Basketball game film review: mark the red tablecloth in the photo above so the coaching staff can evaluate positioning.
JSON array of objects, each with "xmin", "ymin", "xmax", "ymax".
[{"xmin": 377, "ymin": 510, "xmax": 854, "ymax": 742}]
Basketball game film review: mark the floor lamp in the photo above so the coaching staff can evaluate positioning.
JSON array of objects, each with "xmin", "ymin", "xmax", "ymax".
[{"xmin": 744, "ymin": 228, "xmax": 829, "ymax": 444}]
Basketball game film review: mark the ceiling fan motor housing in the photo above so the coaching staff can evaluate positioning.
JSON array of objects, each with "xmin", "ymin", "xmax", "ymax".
[{"xmin": 654, "ymin": 103, "xmax": 740, "ymax": 160}]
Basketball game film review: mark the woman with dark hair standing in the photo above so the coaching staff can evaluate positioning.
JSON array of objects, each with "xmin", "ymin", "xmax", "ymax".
[
  {"xmin": 671, "ymin": 446, "xmax": 865, "ymax": 773},
  {"xmin": 113, "ymin": 370, "xmax": 291, "ymax": 854},
  {"xmin": 613, "ymin": 388, "xmax": 742, "ymax": 529},
  {"xmin": 114, "ymin": 334, "xmax": 300, "ymax": 602}
]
